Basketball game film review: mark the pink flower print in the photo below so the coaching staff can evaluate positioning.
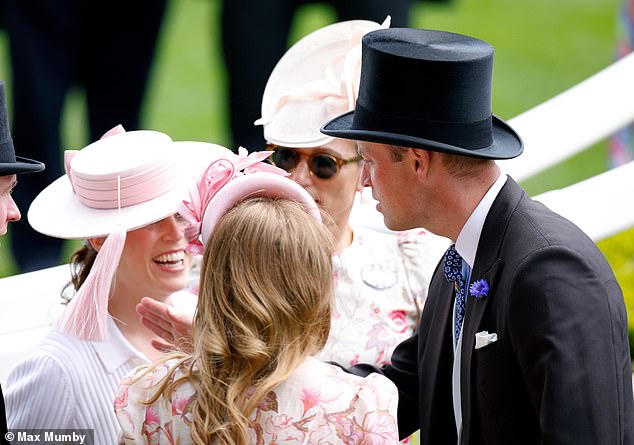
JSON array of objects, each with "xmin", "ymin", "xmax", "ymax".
[
  {"xmin": 170, "ymin": 393, "xmax": 194, "ymax": 417},
  {"xmin": 161, "ymin": 422, "xmax": 175, "ymax": 445},
  {"xmin": 388, "ymin": 310, "xmax": 408, "ymax": 334},
  {"xmin": 331, "ymin": 415, "xmax": 359, "ymax": 443},
  {"xmin": 257, "ymin": 390, "xmax": 279, "ymax": 412},
  {"xmin": 146, "ymin": 365, "xmax": 167, "ymax": 388},
  {"xmin": 116, "ymin": 411, "xmax": 135, "ymax": 439},
  {"xmin": 142, "ymin": 406, "xmax": 162, "ymax": 445},
  {"xmin": 366, "ymin": 322, "xmax": 396, "ymax": 363},
  {"xmin": 144, "ymin": 405, "xmax": 160, "ymax": 429},
  {"xmin": 263, "ymin": 413, "xmax": 293, "ymax": 435},
  {"xmin": 114, "ymin": 386, "xmax": 128, "ymax": 412},
  {"xmin": 301, "ymin": 388, "xmax": 322, "ymax": 415},
  {"xmin": 361, "ymin": 410, "xmax": 398, "ymax": 445},
  {"xmin": 396, "ymin": 228, "xmax": 427, "ymax": 246}
]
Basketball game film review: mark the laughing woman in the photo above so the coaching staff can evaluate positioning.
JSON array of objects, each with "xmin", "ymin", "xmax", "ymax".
[{"xmin": 4, "ymin": 129, "xmax": 232, "ymax": 444}]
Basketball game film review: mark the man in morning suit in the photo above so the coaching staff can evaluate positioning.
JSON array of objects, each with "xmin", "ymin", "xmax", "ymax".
[
  {"xmin": 0, "ymin": 80, "xmax": 45, "ymax": 443},
  {"xmin": 321, "ymin": 28, "xmax": 634, "ymax": 444}
]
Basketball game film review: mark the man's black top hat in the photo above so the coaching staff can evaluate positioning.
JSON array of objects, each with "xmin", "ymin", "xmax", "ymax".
[
  {"xmin": 0, "ymin": 80, "xmax": 45, "ymax": 175},
  {"xmin": 322, "ymin": 28, "xmax": 523, "ymax": 160}
]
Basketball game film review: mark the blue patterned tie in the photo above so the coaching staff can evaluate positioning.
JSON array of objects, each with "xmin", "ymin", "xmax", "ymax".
[{"xmin": 443, "ymin": 245, "xmax": 466, "ymax": 344}]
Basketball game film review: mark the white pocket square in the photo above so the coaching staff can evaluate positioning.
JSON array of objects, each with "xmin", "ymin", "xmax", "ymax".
[{"xmin": 475, "ymin": 331, "xmax": 498, "ymax": 349}]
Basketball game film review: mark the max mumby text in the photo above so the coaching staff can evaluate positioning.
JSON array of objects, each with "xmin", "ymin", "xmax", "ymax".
[{"xmin": 5, "ymin": 430, "xmax": 92, "ymax": 445}]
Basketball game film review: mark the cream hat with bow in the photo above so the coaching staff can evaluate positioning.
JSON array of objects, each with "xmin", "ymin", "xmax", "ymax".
[{"xmin": 255, "ymin": 17, "xmax": 390, "ymax": 148}]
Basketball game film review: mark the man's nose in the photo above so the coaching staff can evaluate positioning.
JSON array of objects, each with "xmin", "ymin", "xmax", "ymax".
[
  {"xmin": 360, "ymin": 162, "xmax": 371, "ymax": 187},
  {"xmin": 289, "ymin": 158, "xmax": 312, "ymax": 186},
  {"xmin": 7, "ymin": 196, "xmax": 21, "ymax": 223}
]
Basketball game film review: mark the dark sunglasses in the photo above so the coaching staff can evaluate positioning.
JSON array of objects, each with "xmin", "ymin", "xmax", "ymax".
[{"xmin": 266, "ymin": 144, "xmax": 362, "ymax": 180}]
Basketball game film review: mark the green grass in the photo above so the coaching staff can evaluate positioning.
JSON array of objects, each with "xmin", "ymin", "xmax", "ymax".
[{"xmin": 0, "ymin": 0, "xmax": 632, "ymax": 340}]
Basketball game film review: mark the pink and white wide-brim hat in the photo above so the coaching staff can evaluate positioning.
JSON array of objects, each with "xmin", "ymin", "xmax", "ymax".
[
  {"xmin": 27, "ymin": 129, "xmax": 234, "ymax": 342},
  {"xmin": 254, "ymin": 17, "xmax": 389, "ymax": 148},
  {"xmin": 28, "ymin": 131, "xmax": 233, "ymax": 239}
]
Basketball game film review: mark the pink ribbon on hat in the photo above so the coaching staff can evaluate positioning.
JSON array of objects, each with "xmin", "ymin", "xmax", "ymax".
[
  {"xmin": 178, "ymin": 147, "xmax": 291, "ymax": 255},
  {"xmin": 254, "ymin": 17, "xmax": 390, "ymax": 127},
  {"xmin": 56, "ymin": 124, "xmax": 174, "ymax": 342}
]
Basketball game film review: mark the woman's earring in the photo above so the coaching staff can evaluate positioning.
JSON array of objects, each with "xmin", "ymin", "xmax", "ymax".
[{"xmin": 358, "ymin": 186, "xmax": 370, "ymax": 204}]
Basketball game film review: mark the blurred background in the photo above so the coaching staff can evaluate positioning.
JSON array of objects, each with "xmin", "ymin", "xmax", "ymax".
[{"xmin": 0, "ymin": 0, "xmax": 632, "ymax": 343}]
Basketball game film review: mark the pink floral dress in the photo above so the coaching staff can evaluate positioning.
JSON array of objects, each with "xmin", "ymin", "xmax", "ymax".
[
  {"xmin": 115, "ymin": 356, "xmax": 399, "ymax": 444},
  {"xmin": 317, "ymin": 227, "xmax": 447, "ymax": 367}
]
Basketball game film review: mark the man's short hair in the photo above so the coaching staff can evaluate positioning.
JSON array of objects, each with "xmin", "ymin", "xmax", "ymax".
[
  {"xmin": 388, "ymin": 145, "xmax": 409, "ymax": 162},
  {"xmin": 440, "ymin": 152, "xmax": 493, "ymax": 178},
  {"xmin": 387, "ymin": 145, "xmax": 492, "ymax": 179}
]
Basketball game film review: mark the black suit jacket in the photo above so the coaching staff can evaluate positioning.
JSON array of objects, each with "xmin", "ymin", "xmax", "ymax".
[
  {"xmin": 352, "ymin": 178, "xmax": 634, "ymax": 444},
  {"xmin": 1, "ymin": 384, "xmax": 8, "ymax": 445}
]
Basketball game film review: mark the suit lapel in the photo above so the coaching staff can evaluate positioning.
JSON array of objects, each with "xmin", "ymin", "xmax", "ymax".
[
  {"xmin": 459, "ymin": 177, "xmax": 525, "ymax": 443},
  {"xmin": 425, "ymin": 266, "xmax": 461, "ymax": 440}
]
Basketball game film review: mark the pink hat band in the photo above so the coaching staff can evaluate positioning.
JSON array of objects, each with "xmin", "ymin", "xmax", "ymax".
[{"xmin": 65, "ymin": 151, "xmax": 180, "ymax": 210}]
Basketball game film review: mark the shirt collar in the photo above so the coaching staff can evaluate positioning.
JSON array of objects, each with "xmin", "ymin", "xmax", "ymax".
[
  {"xmin": 455, "ymin": 173, "xmax": 507, "ymax": 268},
  {"xmin": 91, "ymin": 316, "xmax": 149, "ymax": 374}
]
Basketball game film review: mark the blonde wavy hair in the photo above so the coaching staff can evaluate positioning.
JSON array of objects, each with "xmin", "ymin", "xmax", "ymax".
[{"xmin": 143, "ymin": 197, "xmax": 334, "ymax": 444}]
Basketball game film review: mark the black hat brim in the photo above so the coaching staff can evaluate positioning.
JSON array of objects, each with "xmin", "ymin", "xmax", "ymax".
[
  {"xmin": 322, "ymin": 111, "xmax": 523, "ymax": 160},
  {"xmin": 0, "ymin": 156, "xmax": 45, "ymax": 175}
]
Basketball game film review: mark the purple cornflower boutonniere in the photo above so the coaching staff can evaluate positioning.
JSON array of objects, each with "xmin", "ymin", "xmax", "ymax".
[{"xmin": 469, "ymin": 279, "xmax": 489, "ymax": 300}]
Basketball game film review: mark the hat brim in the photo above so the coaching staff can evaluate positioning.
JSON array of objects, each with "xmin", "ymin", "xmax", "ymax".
[
  {"xmin": 28, "ymin": 142, "xmax": 233, "ymax": 239},
  {"xmin": 0, "ymin": 156, "xmax": 45, "ymax": 175},
  {"xmin": 321, "ymin": 112, "xmax": 523, "ymax": 160}
]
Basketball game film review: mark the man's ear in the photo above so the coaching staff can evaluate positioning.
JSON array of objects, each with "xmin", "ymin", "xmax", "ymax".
[
  {"xmin": 88, "ymin": 237, "xmax": 107, "ymax": 252},
  {"xmin": 409, "ymin": 148, "xmax": 431, "ymax": 180}
]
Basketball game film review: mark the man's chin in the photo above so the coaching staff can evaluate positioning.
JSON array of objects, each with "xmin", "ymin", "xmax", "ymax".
[
  {"xmin": 382, "ymin": 216, "xmax": 403, "ymax": 232},
  {"xmin": 383, "ymin": 215, "xmax": 417, "ymax": 233}
]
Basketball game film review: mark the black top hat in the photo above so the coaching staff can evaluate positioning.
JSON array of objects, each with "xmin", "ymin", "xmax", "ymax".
[
  {"xmin": 0, "ymin": 80, "xmax": 45, "ymax": 175},
  {"xmin": 321, "ymin": 28, "xmax": 523, "ymax": 160}
]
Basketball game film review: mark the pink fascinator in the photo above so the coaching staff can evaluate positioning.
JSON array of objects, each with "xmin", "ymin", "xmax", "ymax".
[{"xmin": 179, "ymin": 147, "xmax": 321, "ymax": 253}]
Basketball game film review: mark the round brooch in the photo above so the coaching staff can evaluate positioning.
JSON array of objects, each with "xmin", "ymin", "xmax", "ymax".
[{"xmin": 360, "ymin": 263, "xmax": 397, "ymax": 290}]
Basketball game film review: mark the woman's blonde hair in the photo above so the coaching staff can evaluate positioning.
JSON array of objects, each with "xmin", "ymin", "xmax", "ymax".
[{"xmin": 185, "ymin": 197, "xmax": 333, "ymax": 444}]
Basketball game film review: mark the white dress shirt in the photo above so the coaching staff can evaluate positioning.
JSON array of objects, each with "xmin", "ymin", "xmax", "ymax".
[
  {"xmin": 451, "ymin": 173, "xmax": 507, "ymax": 443},
  {"xmin": 5, "ymin": 316, "xmax": 149, "ymax": 445}
]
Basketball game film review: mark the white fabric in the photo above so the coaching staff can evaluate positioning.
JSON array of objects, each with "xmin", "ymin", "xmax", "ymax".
[
  {"xmin": 455, "ymin": 174, "xmax": 508, "ymax": 268},
  {"xmin": 4, "ymin": 316, "xmax": 148, "ymax": 445},
  {"xmin": 316, "ymin": 226, "xmax": 447, "ymax": 367},
  {"xmin": 533, "ymin": 160, "xmax": 634, "ymax": 242},
  {"xmin": 0, "ymin": 265, "xmax": 69, "ymax": 385},
  {"xmin": 452, "ymin": 173, "xmax": 507, "ymax": 443},
  {"xmin": 348, "ymin": 190, "xmax": 396, "ymax": 234},
  {"xmin": 116, "ymin": 356, "xmax": 399, "ymax": 444}
]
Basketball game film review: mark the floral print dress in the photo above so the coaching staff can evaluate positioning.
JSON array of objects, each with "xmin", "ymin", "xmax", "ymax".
[
  {"xmin": 316, "ymin": 227, "xmax": 446, "ymax": 367},
  {"xmin": 115, "ymin": 356, "xmax": 399, "ymax": 444}
]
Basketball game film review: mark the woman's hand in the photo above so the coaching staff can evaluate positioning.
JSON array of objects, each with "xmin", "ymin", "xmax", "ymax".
[{"xmin": 137, "ymin": 297, "xmax": 194, "ymax": 353}]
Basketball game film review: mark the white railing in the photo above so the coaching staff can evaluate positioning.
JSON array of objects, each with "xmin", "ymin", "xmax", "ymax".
[{"xmin": 500, "ymin": 52, "xmax": 634, "ymax": 182}]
